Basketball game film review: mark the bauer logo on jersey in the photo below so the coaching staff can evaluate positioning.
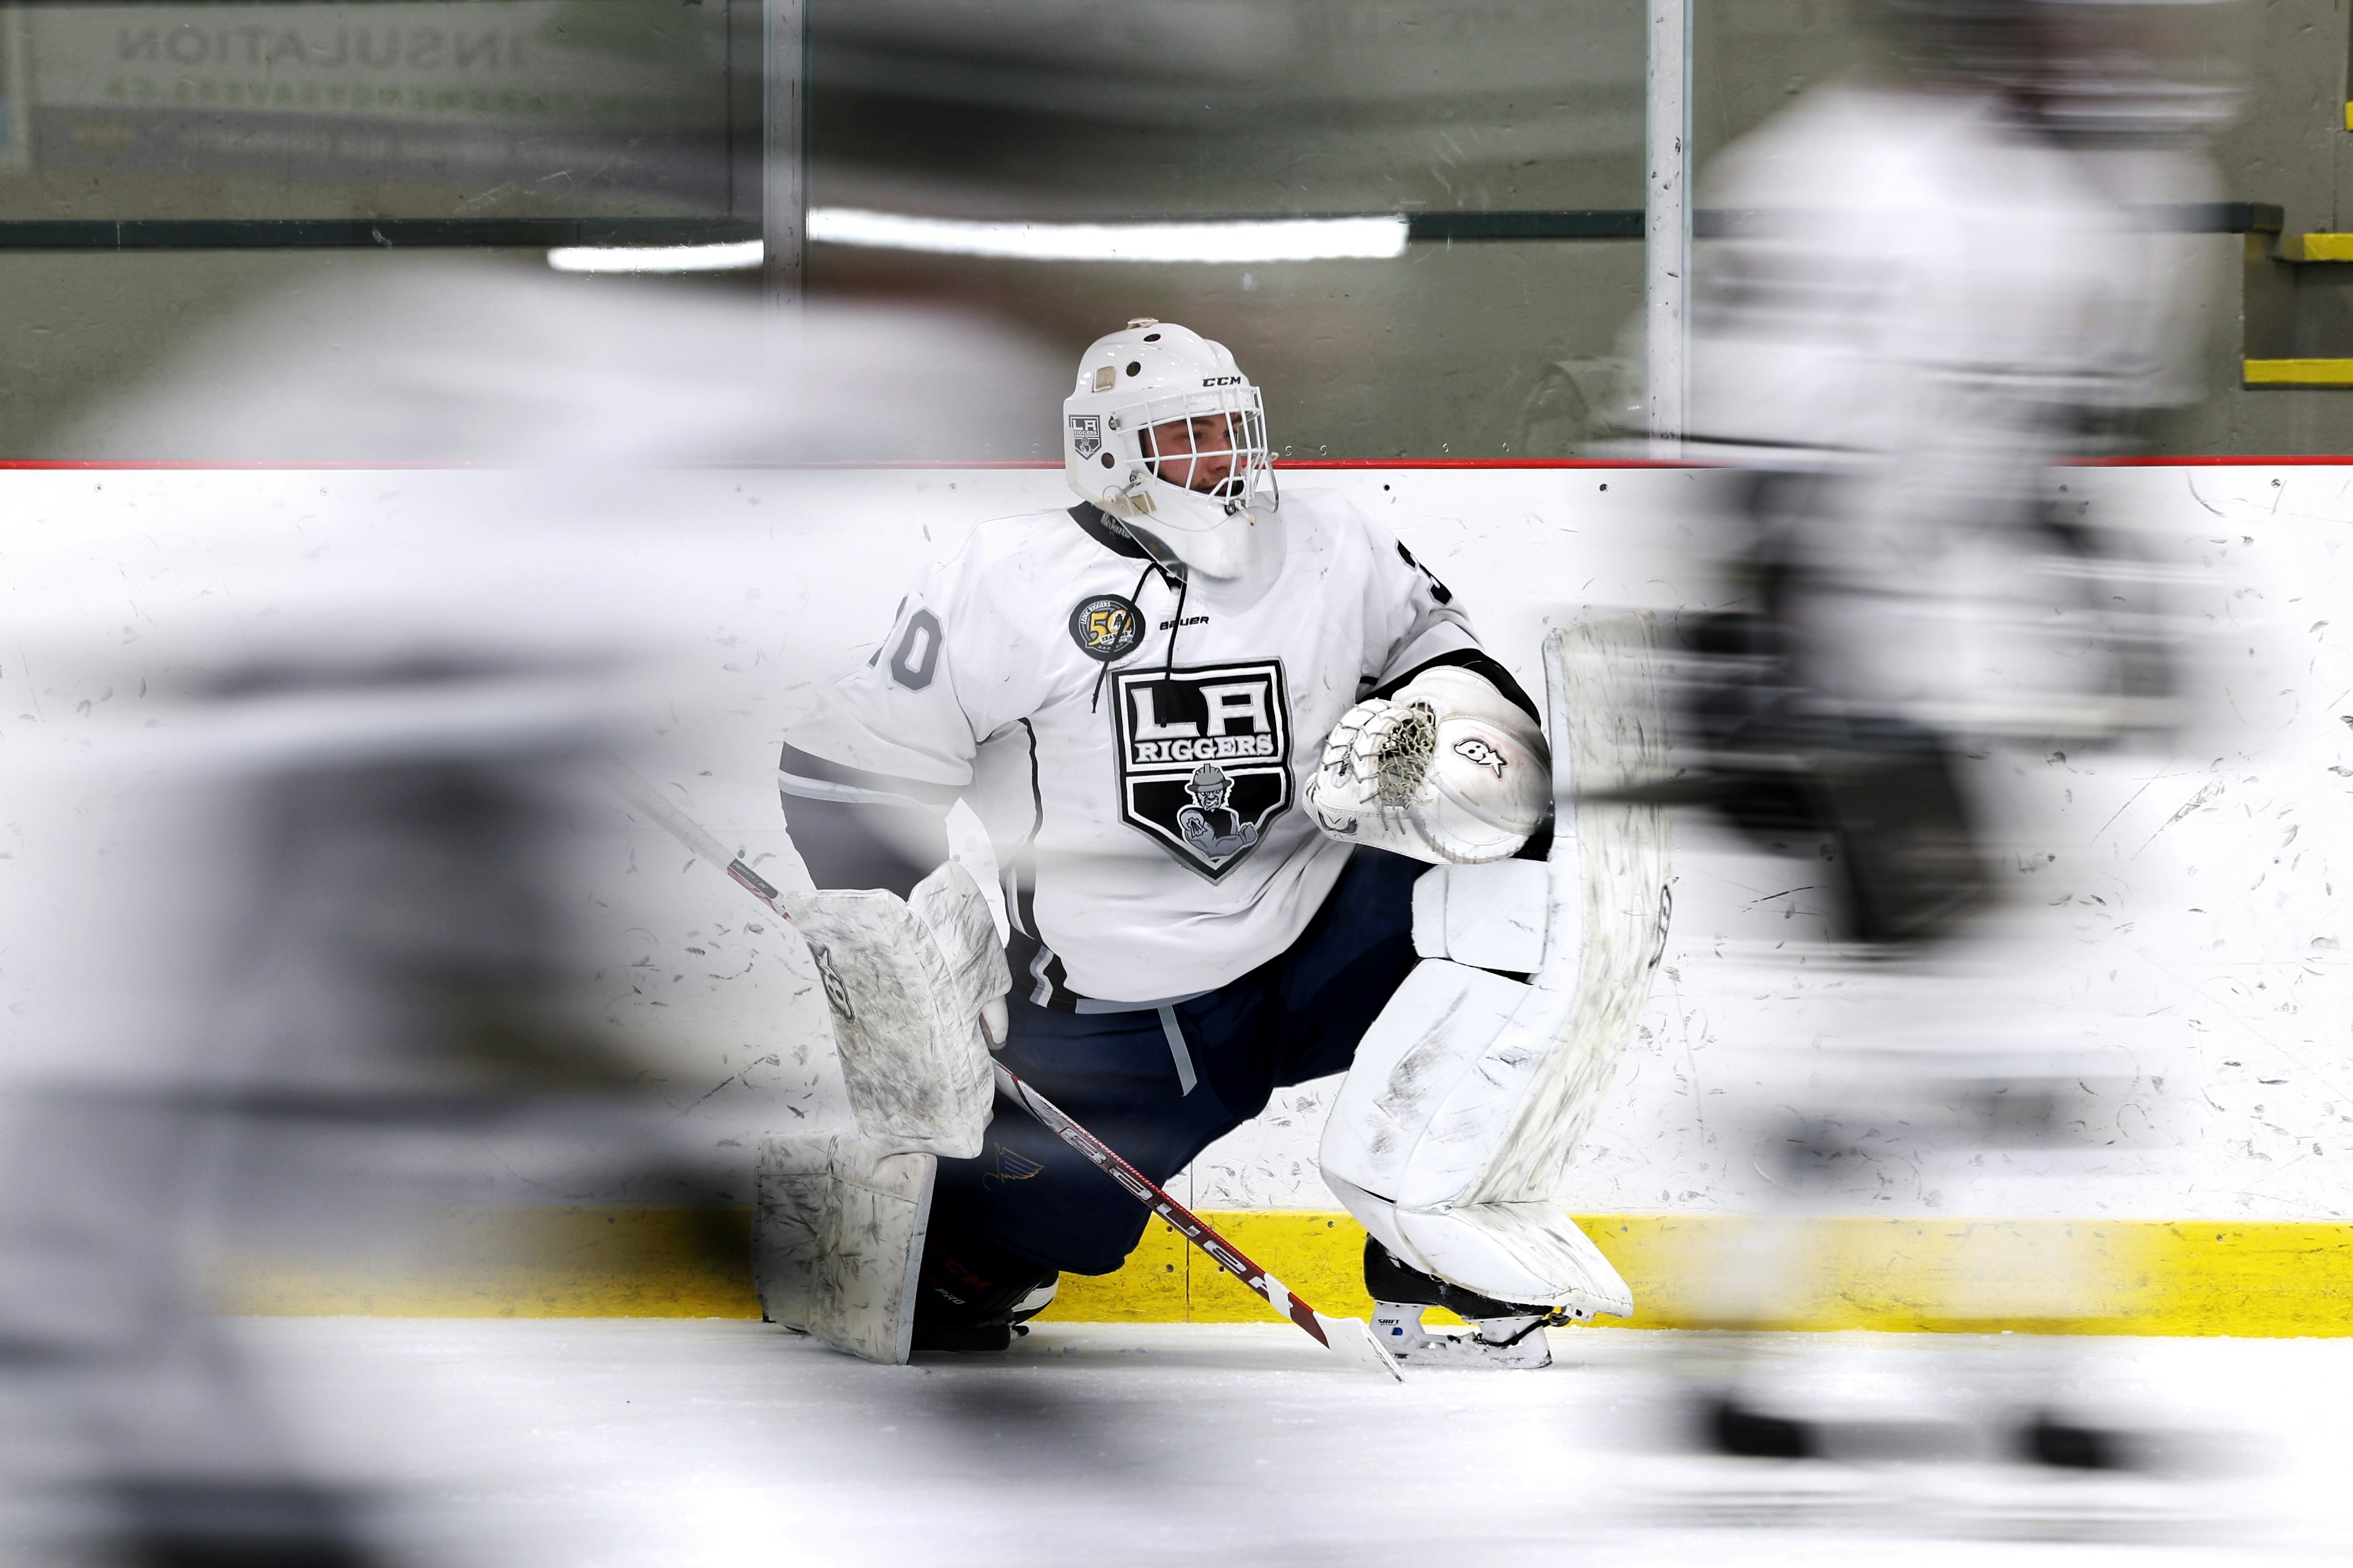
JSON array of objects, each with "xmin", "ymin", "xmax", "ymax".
[
  {"xmin": 1068, "ymin": 413, "xmax": 1102, "ymax": 459},
  {"xmin": 1112, "ymin": 661, "xmax": 1291, "ymax": 879},
  {"xmin": 1068, "ymin": 594, "xmax": 1144, "ymax": 662}
]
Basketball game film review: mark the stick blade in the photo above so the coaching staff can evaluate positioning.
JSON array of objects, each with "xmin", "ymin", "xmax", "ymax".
[{"xmin": 1316, "ymin": 1313, "xmax": 1405, "ymax": 1380}]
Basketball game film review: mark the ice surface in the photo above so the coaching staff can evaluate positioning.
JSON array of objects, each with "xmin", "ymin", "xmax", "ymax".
[{"xmin": 8, "ymin": 1320, "xmax": 2332, "ymax": 1567}]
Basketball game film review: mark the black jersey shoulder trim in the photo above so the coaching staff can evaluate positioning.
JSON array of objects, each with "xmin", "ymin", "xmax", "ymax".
[
  {"xmin": 1372, "ymin": 648, "xmax": 1541, "ymax": 724},
  {"xmin": 1069, "ymin": 502, "xmax": 1151, "ymax": 561},
  {"xmin": 777, "ymin": 740, "xmax": 961, "ymax": 812}
]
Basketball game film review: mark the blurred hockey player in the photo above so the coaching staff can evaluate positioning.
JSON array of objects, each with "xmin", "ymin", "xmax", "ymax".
[
  {"xmin": 1663, "ymin": 0, "xmax": 2236, "ymax": 1461},
  {"xmin": 0, "ymin": 275, "xmax": 1063, "ymax": 1565},
  {"xmin": 758, "ymin": 319, "xmax": 1646, "ymax": 1368},
  {"xmin": 1674, "ymin": 0, "xmax": 2232, "ymax": 940}
]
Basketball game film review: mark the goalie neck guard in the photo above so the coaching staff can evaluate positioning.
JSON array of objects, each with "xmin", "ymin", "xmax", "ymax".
[{"xmin": 1063, "ymin": 318, "xmax": 1282, "ymax": 603}]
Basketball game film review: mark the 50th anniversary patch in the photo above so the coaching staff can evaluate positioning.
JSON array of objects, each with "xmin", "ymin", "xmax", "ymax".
[
  {"xmin": 1111, "ymin": 660, "xmax": 1291, "ymax": 879},
  {"xmin": 1069, "ymin": 595, "xmax": 1144, "ymax": 661}
]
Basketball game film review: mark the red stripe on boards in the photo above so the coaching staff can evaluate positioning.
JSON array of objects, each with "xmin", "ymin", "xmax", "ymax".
[{"xmin": 4, "ymin": 456, "xmax": 2353, "ymax": 472}]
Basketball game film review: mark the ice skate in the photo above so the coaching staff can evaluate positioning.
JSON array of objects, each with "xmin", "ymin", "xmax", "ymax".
[
  {"xmin": 909, "ymin": 1232, "xmax": 1060, "ymax": 1355},
  {"xmin": 1370, "ymin": 1303, "xmax": 1555, "ymax": 1370},
  {"xmin": 1364, "ymin": 1238, "xmax": 1559, "ymax": 1370}
]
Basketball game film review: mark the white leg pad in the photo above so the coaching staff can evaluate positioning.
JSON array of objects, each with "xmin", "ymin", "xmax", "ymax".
[
  {"xmin": 753, "ymin": 1130, "xmax": 935, "ymax": 1365},
  {"xmin": 1319, "ymin": 965, "xmax": 1636, "ymax": 1318},
  {"xmin": 783, "ymin": 865, "xmax": 1000, "ymax": 1159},
  {"xmin": 1320, "ymin": 618, "xmax": 1670, "ymax": 1318}
]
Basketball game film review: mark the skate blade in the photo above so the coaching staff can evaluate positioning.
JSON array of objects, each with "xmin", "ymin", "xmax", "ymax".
[
  {"xmin": 1389, "ymin": 1337, "xmax": 1552, "ymax": 1371},
  {"xmin": 1316, "ymin": 1312, "xmax": 1406, "ymax": 1381}
]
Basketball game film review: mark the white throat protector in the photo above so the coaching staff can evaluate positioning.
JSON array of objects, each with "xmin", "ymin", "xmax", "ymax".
[{"xmin": 1063, "ymin": 318, "xmax": 1283, "ymax": 602}]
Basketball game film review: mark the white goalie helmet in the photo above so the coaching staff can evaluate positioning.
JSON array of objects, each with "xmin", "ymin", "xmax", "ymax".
[{"xmin": 1063, "ymin": 318, "xmax": 1282, "ymax": 597}]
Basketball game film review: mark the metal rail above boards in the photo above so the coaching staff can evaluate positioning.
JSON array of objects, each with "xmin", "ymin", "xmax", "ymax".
[
  {"xmin": 0, "ymin": 203, "xmax": 2283, "ymax": 252},
  {"xmin": 0, "ymin": 218, "xmax": 763, "ymax": 251}
]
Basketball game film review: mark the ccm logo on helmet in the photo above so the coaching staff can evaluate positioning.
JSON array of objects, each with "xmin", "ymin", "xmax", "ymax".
[{"xmin": 1201, "ymin": 375, "xmax": 1244, "ymax": 388}]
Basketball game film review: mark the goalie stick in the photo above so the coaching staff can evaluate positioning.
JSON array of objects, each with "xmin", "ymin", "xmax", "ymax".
[
  {"xmin": 603, "ymin": 762, "xmax": 1403, "ymax": 1380},
  {"xmin": 984, "ymin": 1054, "xmax": 1400, "ymax": 1378}
]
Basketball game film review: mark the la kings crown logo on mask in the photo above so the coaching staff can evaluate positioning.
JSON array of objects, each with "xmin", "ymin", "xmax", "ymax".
[{"xmin": 1112, "ymin": 661, "xmax": 1291, "ymax": 879}]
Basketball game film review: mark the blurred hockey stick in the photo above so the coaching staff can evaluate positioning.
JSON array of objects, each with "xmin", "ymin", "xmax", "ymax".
[
  {"xmin": 608, "ymin": 760, "xmax": 791, "ymax": 909},
  {"xmin": 603, "ymin": 761, "xmax": 1403, "ymax": 1379}
]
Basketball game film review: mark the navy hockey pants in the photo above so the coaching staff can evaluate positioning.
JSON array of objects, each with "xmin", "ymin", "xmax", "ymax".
[{"xmin": 930, "ymin": 847, "xmax": 1422, "ymax": 1277}]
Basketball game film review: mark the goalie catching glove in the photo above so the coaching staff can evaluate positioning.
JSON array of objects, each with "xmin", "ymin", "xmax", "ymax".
[{"xmin": 1303, "ymin": 664, "xmax": 1549, "ymax": 864}]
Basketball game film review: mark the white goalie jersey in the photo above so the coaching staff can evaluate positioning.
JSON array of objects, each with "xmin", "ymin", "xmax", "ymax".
[{"xmin": 781, "ymin": 488, "xmax": 1487, "ymax": 1004}]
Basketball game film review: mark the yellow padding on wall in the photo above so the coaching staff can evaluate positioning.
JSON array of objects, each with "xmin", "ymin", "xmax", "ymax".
[
  {"xmin": 2291, "ymin": 232, "xmax": 2353, "ymax": 262},
  {"xmin": 216, "ymin": 1206, "xmax": 763, "ymax": 1320},
  {"xmin": 1160, "ymin": 1214, "xmax": 2353, "ymax": 1336},
  {"xmin": 2244, "ymin": 358, "xmax": 2353, "ymax": 387},
  {"xmin": 214, "ymin": 1206, "xmax": 2353, "ymax": 1338}
]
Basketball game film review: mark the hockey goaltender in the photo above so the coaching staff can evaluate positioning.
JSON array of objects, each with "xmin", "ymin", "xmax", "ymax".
[{"xmin": 761, "ymin": 319, "xmax": 1640, "ymax": 1368}]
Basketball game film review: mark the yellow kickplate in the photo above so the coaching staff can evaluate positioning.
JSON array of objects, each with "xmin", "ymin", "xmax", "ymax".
[
  {"xmin": 1042, "ymin": 1212, "xmax": 2353, "ymax": 1337},
  {"xmin": 213, "ymin": 1205, "xmax": 763, "ymax": 1320},
  {"xmin": 2292, "ymin": 233, "xmax": 2353, "ymax": 262},
  {"xmin": 2245, "ymin": 358, "xmax": 2353, "ymax": 387},
  {"xmin": 211, "ymin": 1206, "xmax": 2353, "ymax": 1337}
]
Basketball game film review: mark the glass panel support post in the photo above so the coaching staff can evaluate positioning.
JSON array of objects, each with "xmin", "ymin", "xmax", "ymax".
[
  {"xmin": 762, "ymin": 0, "xmax": 807, "ymax": 312},
  {"xmin": 1645, "ymin": 0, "xmax": 1691, "ymax": 457}
]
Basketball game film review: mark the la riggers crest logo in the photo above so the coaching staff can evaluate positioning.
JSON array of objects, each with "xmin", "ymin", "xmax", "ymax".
[{"xmin": 1110, "ymin": 660, "xmax": 1291, "ymax": 879}]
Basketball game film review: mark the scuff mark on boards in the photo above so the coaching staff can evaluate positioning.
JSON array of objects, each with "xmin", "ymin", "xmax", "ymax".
[{"xmin": 2137, "ymin": 781, "xmax": 2222, "ymax": 857}]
